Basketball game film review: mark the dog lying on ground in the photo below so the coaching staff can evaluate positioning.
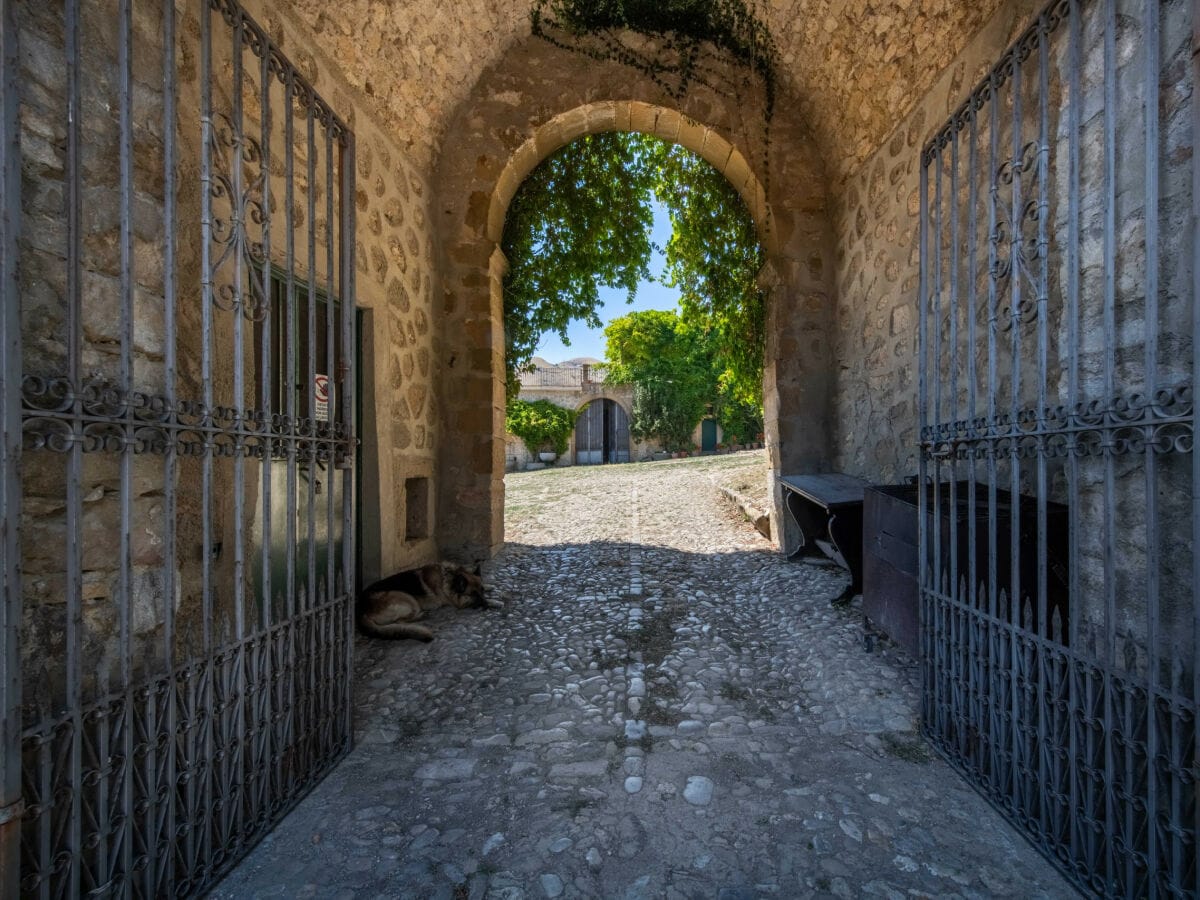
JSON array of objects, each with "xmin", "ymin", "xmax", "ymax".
[{"xmin": 357, "ymin": 563, "xmax": 502, "ymax": 641}]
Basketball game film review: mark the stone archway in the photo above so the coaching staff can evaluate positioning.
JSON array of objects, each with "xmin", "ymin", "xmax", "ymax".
[{"xmin": 434, "ymin": 35, "xmax": 838, "ymax": 562}]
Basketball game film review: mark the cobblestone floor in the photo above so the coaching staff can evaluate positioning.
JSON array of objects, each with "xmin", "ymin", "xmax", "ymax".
[{"xmin": 213, "ymin": 453, "xmax": 1073, "ymax": 899}]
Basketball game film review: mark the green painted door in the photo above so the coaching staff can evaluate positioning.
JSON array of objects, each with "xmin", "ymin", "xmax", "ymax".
[{"xmin": 701, "ymin": 419, "xmax": 718, "ymax": 451}]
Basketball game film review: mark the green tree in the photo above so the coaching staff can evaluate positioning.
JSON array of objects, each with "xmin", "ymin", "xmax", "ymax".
[
  {"xmin": 604, "ymin": 310, "xmax": 713, "ymax": 451},
  {"xmin": 649, "ymin": 141, "xmax": 765, "ymax": 410},
  {"xmin": 502, "ymin": 132, "xmax": 657, "ymax": 397},
  {"xmin": 503, "ymin": 132, "xmax": 766, "ymax": 434}
]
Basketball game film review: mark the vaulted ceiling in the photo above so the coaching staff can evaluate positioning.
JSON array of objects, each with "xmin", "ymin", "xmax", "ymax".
[{"xmin": 276, "ymin": 0, "xmax": 1014, "ymax": 179}]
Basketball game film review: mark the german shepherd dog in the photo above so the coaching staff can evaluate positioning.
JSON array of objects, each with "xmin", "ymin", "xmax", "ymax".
[{"xmin": 357, "ymin": 563, "xmax": 501, "ymax": 641}]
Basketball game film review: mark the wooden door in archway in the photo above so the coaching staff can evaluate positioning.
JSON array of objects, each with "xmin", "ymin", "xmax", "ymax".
[{"xmin": 575, "ymin": 399, "xmax": 630, "ymax": 465}]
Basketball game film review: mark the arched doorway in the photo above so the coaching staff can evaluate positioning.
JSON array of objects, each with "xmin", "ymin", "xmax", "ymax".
[
  {"xmin": 434, "ymin": 43, "xmax": 837, "ymax": 561},
  {"xmin": 575, "ymin": 399, "xmax": 631, "ymax": 465}
]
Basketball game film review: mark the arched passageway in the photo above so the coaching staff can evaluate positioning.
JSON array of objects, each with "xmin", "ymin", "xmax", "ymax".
[
  {"xmin": 434, "ymin": 36, "xmax": 837, "ymax": 562},
  {"xmin": 574, "ymin": 399, "xmax": 631, "ymax": 465}
]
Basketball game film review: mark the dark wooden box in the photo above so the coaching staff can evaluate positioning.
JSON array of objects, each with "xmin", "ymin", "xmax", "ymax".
[
  {"xmin": 863, "ymin": 485, "xmax": 921, "ymax": 656},
  {"xmin": 862, "ymin": 483, "xmax": 1070, "ymax": 657}
]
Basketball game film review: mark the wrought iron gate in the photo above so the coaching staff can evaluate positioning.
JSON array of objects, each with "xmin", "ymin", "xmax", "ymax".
[
  {"xmin": 918, "ymin": 0, "xmax": 1195, "ymax": 896},
  {"xmin": 0, "ymin": 0, "xmax": 357, "ymax": 895}
]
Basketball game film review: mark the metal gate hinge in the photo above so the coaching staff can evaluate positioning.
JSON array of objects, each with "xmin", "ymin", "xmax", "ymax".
[{"xmin": 0, "ymin": 797, "xmax": 25, "ymax": 826}]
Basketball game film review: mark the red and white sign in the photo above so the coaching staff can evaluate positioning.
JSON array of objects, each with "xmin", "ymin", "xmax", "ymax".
[{"xmin": 314, "ymin": 374, "xmax": 330, "ymax": 421}]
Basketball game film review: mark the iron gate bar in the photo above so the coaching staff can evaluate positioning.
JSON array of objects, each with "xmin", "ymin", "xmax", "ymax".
[
  {"xmin": 158, "ymin": 0, "xmax": 178, "ymax": 881},
  {"xmin": 255, "ymin": 5, "xmax": 274, "ymax": 855},
  {"xmin": 920, "ymin": 0, "xmax": 1196, "ymax": 896},
  {"xmin": 0, "ymin": 0, "xmax": 20, "ymax": 895},
  {"xmin": 119, "ymin": 0, "xmax": 135, "ymax": 887},
  {"xmin": 6, "ymin": 0, "xmax": 357, "ymax": 894},
  {"xmin": 1194, "ymin": 3, "xmax": 1200, "ymax": 887},
  {"xmin": 64, "ymin": 0, "xmax": 85, "ymax": 895},
  {"xmin": 1066, "ymin": 1, "xmax": 1084, "ymax": 865},
  {"xmin": 339, "ymin": 116, "xmax": 357, "ymax": 781},
  {"xmin": 1007, "ymin": 30, "xmax": 1023, "ymax": 825},
  {"xmin": 965, "ymin": 60, "xmax": 981, "ymax": 788},
  {"xmin": 1142, "ymin": 0, "xmax": 1160, "ymax": 883},
  {"xmin": 1101, "ymin": 3, "xmax": 1119, "ymax": 883}
]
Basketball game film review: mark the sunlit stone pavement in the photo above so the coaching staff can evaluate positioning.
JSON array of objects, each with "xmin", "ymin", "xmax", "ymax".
[{"xmin": 213, "ymin": 453, "xmax": 1072, "ymax": 899}]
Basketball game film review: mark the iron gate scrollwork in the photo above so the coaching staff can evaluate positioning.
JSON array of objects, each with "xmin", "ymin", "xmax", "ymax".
[
  {"xmin": 0, "ymin": 0, "xmax": 357, "ymax": 895},
  {"xmin": 918, "ymin": 0, "xmax": 1196, "ymax": 896}
]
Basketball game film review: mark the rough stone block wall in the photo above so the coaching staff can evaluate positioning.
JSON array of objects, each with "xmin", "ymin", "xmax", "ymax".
[
  {"xmin": 833, "ymin": 0, "xmax": 1047, "ymax": 484},
  {"xmin": 249, "ymin": 0, "xmax": 442, "ymax": 581},
  {"xmin": 17, "ymin": 0, "xmax": 176, "ymax": 697},
  {"xmin": 271, "ymin": 1, "xmax": 1012, "ymax": 193},
  {"xmin": 13, "ymin": 0, "xmax": 445, "ymax": 701}
]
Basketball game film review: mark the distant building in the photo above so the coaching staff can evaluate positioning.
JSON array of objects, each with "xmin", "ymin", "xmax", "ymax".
[{"xmin": 507, "ymin": 361, "xmax": 726, "ymax": 470}]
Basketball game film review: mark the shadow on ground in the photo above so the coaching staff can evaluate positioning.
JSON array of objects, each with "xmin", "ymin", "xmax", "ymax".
[{"xmin": 211, "ymin": 538, "xmax": 1071, "ymax": 899}]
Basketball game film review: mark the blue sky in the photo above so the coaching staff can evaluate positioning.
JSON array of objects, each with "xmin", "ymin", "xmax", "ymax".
[{"xmin": 533, "ymin": 201, "xmax": 681, "ymax": 363}]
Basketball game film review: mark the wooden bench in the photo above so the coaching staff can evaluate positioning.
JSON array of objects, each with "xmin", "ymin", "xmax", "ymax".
[{"xmin": 779, "ymin": 473, "xmax": 869, "ymax": 606}]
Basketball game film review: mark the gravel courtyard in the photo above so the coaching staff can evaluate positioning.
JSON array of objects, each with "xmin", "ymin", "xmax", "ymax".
[{"xmin": 213, "ymin": 453, "xmax": 1072, "ymax": 899}]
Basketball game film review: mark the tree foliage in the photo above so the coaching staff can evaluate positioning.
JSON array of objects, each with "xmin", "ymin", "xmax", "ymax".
[
  {"xmin": 502, "ymin": 132, "xmax": 657, "ymax": 397},
  {"xmin": 652, "ymin": 144, "xmax": 765, "ymax": 408},
  {"xmin": 604, "ymin": 310, "xmax": 710, "ymax": 451},
  {"xmin": 503, "ymin": 131, "xmax": 766, "ymax": 441},
  {"xmin": 504, "ymin": 399, "xmax": 576, "ymax": 456},
  {"xmin": 605, "ymin": 308, "xmax": 762, "ymax": 449}
]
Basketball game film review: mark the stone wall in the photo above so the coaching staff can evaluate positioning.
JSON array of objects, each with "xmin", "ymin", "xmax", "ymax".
[
  {"xmin": 831, "ymin": 0, "xmax": 1046, "ymax": 484},
  {"xmin": 830, "ymin": 0, "xmax": 1195, "ymax": 669},
  {"xmin": 272, "ymin": 0, "xmax": 1012, "ymax": 188},
  {"xmin": 17, "ymin": 0, "xmax": 177, "ymax": 698},
  {"xmin": 248, "ymin": 0, "xmax": 442, "ymax": 582}
]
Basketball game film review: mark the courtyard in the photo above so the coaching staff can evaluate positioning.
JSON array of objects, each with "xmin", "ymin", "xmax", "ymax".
[{"xmin": 212, "ymin": 454, "xmax": 1071, "ymax": 898}]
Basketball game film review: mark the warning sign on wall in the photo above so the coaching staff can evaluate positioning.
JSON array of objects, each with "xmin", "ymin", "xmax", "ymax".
[{"xmin": 314, "ymin": 374, "xmax": 330, "ymax": 421}]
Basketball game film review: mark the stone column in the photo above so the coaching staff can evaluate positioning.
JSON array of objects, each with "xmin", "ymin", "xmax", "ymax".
[{"xmin": 437, "ymin": 245, "xmax": 507, "ymax": 563}]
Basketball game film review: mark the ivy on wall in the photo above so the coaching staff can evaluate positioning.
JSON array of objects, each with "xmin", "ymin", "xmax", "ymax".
[
  {"xmin": 529, "ymin": 0, "xmax": 779, "ymax": 186},
  {"xmin": 505, "ymin": 398, "xmax": 577, "ymax": 456},
  {"xmin": 530, "ymin": 0, "xmax": 778, "ymax": 116}
]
